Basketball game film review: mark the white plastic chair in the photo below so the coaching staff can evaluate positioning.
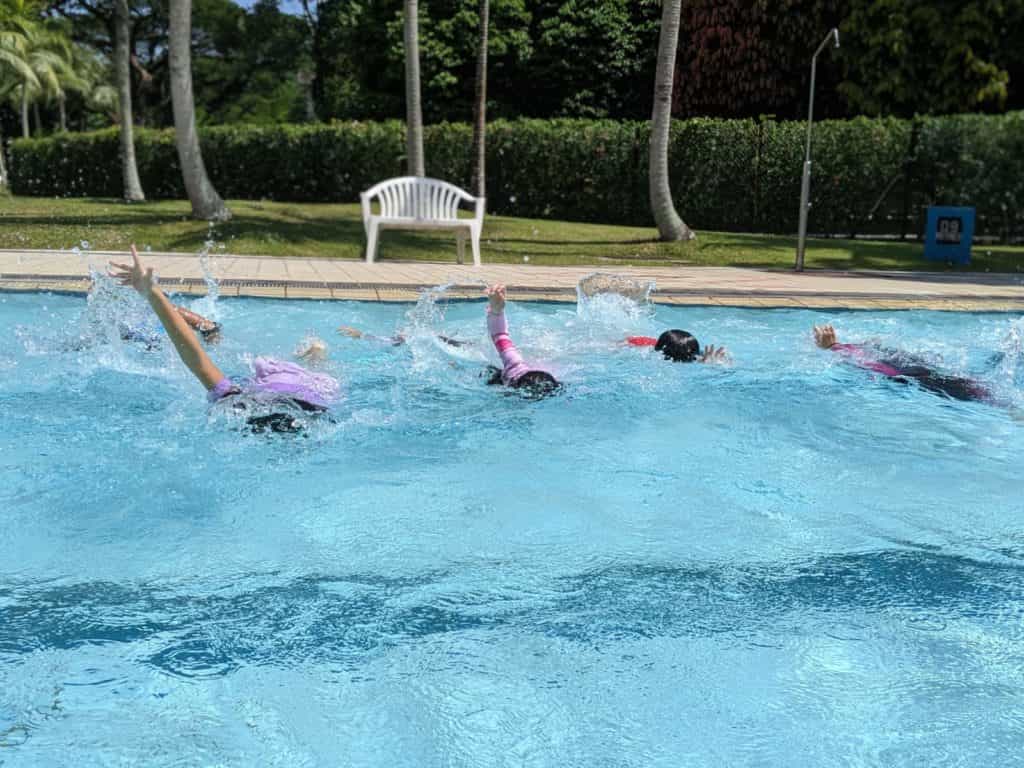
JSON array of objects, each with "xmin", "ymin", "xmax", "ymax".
[{"xmin": 360, "ymin": 177, "xmax": 486, "ymax": 266}]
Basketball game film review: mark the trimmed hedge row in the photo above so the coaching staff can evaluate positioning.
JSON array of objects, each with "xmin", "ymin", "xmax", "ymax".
[{"xmin": 8, "ymin": 114, "xmax": 1024, "ymax": 238}]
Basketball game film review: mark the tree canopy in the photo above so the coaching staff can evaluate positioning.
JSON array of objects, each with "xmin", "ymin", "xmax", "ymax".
[{"xmin": 2, "ymin": 0, "xmax": 1024, "ymax": 142}]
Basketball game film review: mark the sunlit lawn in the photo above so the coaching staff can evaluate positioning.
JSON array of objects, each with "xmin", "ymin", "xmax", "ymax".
[{"xmin": 2, "ymin": 196, "xmax": 1023, "ymax": 273}]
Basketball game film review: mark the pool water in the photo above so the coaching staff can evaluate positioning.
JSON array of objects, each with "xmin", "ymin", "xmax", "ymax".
[{"xmin": 1, "ymin": 284, "xmax": 1023, "ymax": 766}]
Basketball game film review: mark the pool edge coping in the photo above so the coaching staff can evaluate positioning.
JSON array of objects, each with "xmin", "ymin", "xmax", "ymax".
[{"xmin": 3, "ymin": 275, "xmax": 1024, "ymax": 312}]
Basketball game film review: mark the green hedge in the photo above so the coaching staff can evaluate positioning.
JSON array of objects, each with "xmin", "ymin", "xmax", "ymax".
[{"xmin": 8, "ymin": 114, "xmax": 1024, "ymax": 239}]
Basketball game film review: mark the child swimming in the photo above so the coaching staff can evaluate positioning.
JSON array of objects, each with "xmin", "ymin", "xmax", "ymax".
[
  {"xmin": 337, "ymin": 326, "xmax": 469, "ymax": 348},
  {"xmin": 813, "ymin": 324, "xmax": 992, "ymax": 403},
  {"xmin": 625, "ymin": 329, "xmax": 730, "ymax": 364},
  {"xmin": 484, "ymin": 283, "xmax": 560, "ymax": 397},
  {"xmin": 109, "ymin": 246, "xmax": 338, "ymax": 432},
  {"xmin": 117, "ymin": 304, "xmax": 221, "ymax": 349}
]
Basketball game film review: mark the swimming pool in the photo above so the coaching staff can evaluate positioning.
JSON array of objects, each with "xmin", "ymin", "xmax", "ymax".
[{"xmin": 2, "ymin": 284, "xmax": 1023, "ymax": 766}]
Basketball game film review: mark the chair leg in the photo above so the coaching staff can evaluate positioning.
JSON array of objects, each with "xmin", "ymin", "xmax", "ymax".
[
  {"xmin": 470, "ymin": 228, "xmax": 482, "ymax": 267},
  {"xmin": 456, "ymin": 232, "xmax": 466, "ymax": 265},
  {"xmin": 366, "ymin": 221, "xmax": 379, "ymax": 263}
]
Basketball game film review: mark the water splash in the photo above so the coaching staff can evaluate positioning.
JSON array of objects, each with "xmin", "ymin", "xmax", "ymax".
[
  {"xmin": 404, "ymin": 282, "xmax": 456, "ymax": 332},
  {"xmin": 402, "ymin": 283, "xmax": 488, "ymax": 373},
  {"xmin": 577, "ymin": 272, "xmax": 655, "ymax": 305},
  {"xmin": 191, "ymin": 228, "xmax": 223, "ymax": 319},
  {"xmin": 575, "ymin": 272, "xmax": 655, "ymax": 331},
  {"xmin": 990, "ymin": 317, "xmax": 1024, "ymax": 400}
]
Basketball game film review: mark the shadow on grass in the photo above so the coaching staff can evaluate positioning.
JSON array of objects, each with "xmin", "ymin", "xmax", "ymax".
[
  {"xmin": 1, "ymin": 213, "xmax": 199, "ymax": 227},
  {"xmin": 162, "ymin": 215, "xmax": 368, "ymax": 250},
  {"xmin": 492, "ymin": 237, "xmax": 658, "ymax": 247},
  {"xmin": 709, "ymin": 233, "xmax": 1024, "ymax": 277}
]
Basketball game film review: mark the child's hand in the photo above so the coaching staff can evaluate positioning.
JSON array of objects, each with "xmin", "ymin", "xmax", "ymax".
[
  {"xmin": 485, "ymin": 283, "xmax": 506, "ymax": 313},
  {"xmin": 337, "ymin": 326, "xmax": 364, "ymax": 338},
  {"xmin": 699, "ymin": 344, "xmax": 731, "ymax": 365},
  {"xmin": 109, "ymin": 245, "xmax": 157, "ymax": 298},
  {"xmin": 813, "ymin": 324, "xmax": 838, "ymax": 349}
]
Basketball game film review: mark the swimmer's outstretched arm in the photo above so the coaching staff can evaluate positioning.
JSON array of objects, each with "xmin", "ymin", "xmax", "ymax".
[
  {"xmin": 337, "ymin": 325, "xmax": 405, "ymax": 345},
  {"xmin": 109, "ymin": 245, "xmax": 225, "ymax": 390},
  {"xmin": 174, "ymin": 304, "xmax": 217, "ymax": 333},
  {"xmin": 485, "ymin": 283, "xmax": 529, "ymax": 380}
]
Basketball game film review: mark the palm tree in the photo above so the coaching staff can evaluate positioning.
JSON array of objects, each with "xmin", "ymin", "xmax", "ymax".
[
  {"xmin": 649, "ymin": 0, "xmax": 694, "ymax": 241},
  {"xmin": 168, "ymin": 0, "xmax": 229, "ymax": 220},
  {"xmin": 403, "ymin": 0, "xmax": 424, "ymax": 177},
  {"xmin": 470, "ymin": 0, "xmax": 489, "ymax": 198},
  {"xmin": 0, "ymin": 11, "xmax": 38, "ymax": 186},
  {"xmin": 114, "ymin": 0, "xmax": 144, "ymax": 200},
  {"xmin": 14, "ymin": 22, "xmax": 74, "ymax": 138}
]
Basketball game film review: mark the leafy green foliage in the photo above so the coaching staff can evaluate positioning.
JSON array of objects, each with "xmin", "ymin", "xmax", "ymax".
[
  {"xmin": 317, "ymin": 0, "xmax": 532, "ymax": 122},
  {"xmin": 837, "ymin": 0, "xmax": 1024, "ymax": 116},
  {"xmin": 9, "ymin": 114, "xmax": 1024, "ymax": 240}
]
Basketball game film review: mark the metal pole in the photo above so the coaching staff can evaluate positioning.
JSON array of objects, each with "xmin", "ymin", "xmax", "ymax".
[{"xmin": 796, "ymin": 29, "xmax": 839, "ymax": 272}]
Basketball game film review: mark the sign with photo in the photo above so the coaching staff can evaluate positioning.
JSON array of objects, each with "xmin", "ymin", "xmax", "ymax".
[{"xmin": 924, "ymin": 206, "xmax": 975, "ymax": 265}]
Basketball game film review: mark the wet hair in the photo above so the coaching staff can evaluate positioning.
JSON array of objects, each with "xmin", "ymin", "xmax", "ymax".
[
  {"xmin": 483, "ymin": 366, "xmax": 561, "ymax": 399},
  {"xmin": 484, "ymin": 365, "xmax": 504, "ymax": 385},
  {"xmin": 199, "ymin": 322, "xmax": 222, "ymax": 344},
  {"xmin": 511, "ymin": 370, "xmax": 561, "ymax": 398},
  {"xmin": 655, "ymin": 329, "xmax": 700, "ymax": 363},
  {"xmin": 247, "ymin": 413, "xmax": 305, "ymax": 434}
]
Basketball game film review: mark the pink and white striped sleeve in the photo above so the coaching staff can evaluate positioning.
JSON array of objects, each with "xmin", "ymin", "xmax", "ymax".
[{"xmin": 487, "ymin": 309, "xmax": 530, "ymax": 384}]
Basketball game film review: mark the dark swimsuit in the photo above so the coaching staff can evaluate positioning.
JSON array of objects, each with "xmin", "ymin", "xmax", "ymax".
[{"xmin": 831, "ymin": 343, "xmax": 992, "ymax": 403}]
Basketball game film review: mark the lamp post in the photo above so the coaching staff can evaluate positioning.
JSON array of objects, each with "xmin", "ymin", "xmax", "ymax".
[{"xmin": 795, "ymin": 27, "xmax": 840, "ymax": 272}]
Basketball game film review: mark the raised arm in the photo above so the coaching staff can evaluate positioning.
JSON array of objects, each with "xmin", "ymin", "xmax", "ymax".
[
  {"xmin": 485, "ymin": 283, "xmax": 529, "ymax": 381},
  {"xmin": 110, "ymin": 246, "xmax": 225, "ymax": 390}
]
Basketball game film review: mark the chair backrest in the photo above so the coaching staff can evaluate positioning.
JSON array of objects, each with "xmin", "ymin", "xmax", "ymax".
[{"xmin": 366, "ymin": 177, "xmax": 474, "ymax": 221}]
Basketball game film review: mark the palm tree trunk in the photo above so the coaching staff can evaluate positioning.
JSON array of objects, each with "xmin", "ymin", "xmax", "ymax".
[
  {"xmin": 115, "ymin": 0, "xmax": 146, "ymax": 201},
  {"xmin": 168, "ymin": 0, "xmax": 230, "ymax": 220},
  {"xmin": 470, "ymin": 0, "xmax": 489, "ymax": 199},
  {"xmin": 58, "ymin": 95, "xmax": 67, "ymax": 132},
  {"xmin": 21, "ymin": 84, "xmax": 30, "ymax": 138},
  {"xmin": 403, "ymin": 0, "xmax": 425, "ymax": 177},
  {"xmin": 0, "ymin": 130, "xmax": 8, "ymax": 188},
  {"xmin": 649, "ymin": 0, "xmax": 694, "ymax": 241}
]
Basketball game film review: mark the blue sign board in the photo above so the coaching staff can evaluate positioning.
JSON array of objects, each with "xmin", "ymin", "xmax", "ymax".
[{"xmin": 924, "ymin": 206, "xmax": 975, "ymax": 266}]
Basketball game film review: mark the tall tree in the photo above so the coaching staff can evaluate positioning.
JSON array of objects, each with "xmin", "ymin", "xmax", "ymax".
[
  {"xmin": 113, "ymin": 0, "xmax": 144, "ymax": 200},
  {"xmin": 167, "ymin": 0, "xmax": 229, "ymax": 219},
  {"xmin": 649, "ymin": 0, "xmax": 693, "ymax": 241},
  {"xmin": 0, "ymin": 19, "xmax": 38, "ymax": 185},
  {"xmin": 470, "ymin": 0, "xmax": 488, "ymax": 197},
  {"xmin": 403, "ymin": 0, "xmax": 424, "ymax": 176}
]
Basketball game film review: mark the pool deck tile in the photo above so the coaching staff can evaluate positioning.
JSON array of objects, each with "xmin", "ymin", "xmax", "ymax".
[{"xmin": 2, "ymin": 249, "xmax": 1024, "ymax": 311}]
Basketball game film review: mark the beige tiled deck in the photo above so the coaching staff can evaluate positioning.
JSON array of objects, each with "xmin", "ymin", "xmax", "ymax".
[{"xmin": 2, "ymin": 248, "xmax": 1024, "ymax": 311}]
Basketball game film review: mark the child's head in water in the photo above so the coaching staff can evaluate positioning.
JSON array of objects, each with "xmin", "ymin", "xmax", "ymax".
[
  {"xmin": 295, "ymin": 335, "xmax": 329, "ymax": 365},
  {"xmin": 512, "ymin": 370, "xmax": 560, "ymax": 398},
  {"xmin": 655, "ymin": 329, "xmax": 701, "ymax": 362},
  {"xmin": 650, "ymin": 329, "xmax": 729, "ymax": 364},
  {"xmin": 484, "ymin": 366, "xmax": 561, "ymax": 398}
]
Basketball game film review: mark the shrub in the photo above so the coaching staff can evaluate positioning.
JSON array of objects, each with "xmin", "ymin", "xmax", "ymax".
[{"xmin": 8, "ymin": 114, "xmax": 1024, "ymax": 239}]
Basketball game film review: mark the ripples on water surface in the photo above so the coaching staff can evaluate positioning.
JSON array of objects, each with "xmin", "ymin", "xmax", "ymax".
[{"xmin": 1, "ymin": 285, "xmax": 1023, "ymax": 767}]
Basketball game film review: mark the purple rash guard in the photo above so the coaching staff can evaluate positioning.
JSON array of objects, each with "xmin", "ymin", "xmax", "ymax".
[{"xmin": 208, "ymin": 357, "xmax": 340, "ymax": 409}]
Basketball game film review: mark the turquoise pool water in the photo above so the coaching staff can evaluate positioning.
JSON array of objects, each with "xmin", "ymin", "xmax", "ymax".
[{"xmin": 1, "ymin": 284, "xmax": 1023, "ymax": 766}]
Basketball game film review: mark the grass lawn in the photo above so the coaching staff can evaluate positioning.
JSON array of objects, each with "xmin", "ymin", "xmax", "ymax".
[{"xmin": 3, "ymin": 196, "xmax": 1023, "ymax": 273}]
